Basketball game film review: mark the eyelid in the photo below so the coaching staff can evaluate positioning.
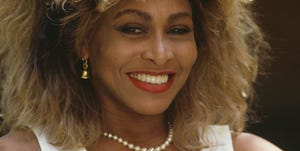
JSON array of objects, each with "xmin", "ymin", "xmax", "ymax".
[
  {"xmin": 167, "ymin": 25, "xmax": 192, "ymax": 34},
  {"xmin": 115, "ymin": 23, "xmax": 148, "ymax": 37},
  {"xmin": 123, "ymin": 26, "xmax": 144, "ymax": 34}
]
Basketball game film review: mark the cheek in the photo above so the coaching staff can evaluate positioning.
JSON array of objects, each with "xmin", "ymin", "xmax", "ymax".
[
  {"xmin": 89, "ymin": 33, "xmax": 120, "ymax": 64},
  {"xmin": 176, "ymin": 42, "xmax": 198, "ymax": 69},
  {"xmin": 89, "ymin": 37, "xmax": 139, "ymax": 78}
]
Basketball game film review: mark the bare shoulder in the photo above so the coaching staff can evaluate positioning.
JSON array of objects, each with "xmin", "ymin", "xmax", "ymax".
[
  {"xmin": 0, "ymin": 130, "xmax": 40, "ymax": 151},
  {"xmin": 232, "ymin": 132, "xmax": 282, "ymax": 151}
]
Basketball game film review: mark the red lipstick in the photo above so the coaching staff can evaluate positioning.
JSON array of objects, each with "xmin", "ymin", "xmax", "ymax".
[{"xmin": 128, "ymin": 72, "xmax": 175, "ymax": 93}]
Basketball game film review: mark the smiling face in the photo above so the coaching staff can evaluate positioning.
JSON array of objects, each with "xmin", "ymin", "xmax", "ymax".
[{"xmin": 84, "ymin": 0, "xmax": 197, "ymax": 116}]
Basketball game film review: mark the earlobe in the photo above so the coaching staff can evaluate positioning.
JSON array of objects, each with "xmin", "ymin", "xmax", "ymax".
[{"xmin": 78, "ymin": 43, "xmax": 90, "ymax": 59}]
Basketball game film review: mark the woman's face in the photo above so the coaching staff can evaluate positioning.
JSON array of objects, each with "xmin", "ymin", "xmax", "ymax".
[{"xmin": 85, "ymin": 0, "xmax": 197, "ymax": 115}]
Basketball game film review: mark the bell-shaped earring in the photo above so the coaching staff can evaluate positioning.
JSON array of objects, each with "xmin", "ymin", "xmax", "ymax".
[{"xmin": 81, "ymin": 58, "xmax": 89, "ymax": 80}]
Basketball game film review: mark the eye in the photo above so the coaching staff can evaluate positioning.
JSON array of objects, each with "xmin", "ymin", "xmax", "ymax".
[
  {"xmin": 167, "ymin": 26, "xmax": 191, "ymax": 35},
  {"xmin": 119, "ymin": 24, "xmax": 145, "ymax": 35}
]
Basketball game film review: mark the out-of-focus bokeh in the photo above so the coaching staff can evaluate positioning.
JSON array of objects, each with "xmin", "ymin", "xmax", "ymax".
[{"xmin": 248, "ymin": 0, "xmax": 300, "ymax": 150}]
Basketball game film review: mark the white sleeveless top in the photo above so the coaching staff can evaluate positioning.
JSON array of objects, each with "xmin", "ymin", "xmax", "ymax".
[{"xmin": 33, "ymin": 125, "xmax": 234, "ymax": 151}]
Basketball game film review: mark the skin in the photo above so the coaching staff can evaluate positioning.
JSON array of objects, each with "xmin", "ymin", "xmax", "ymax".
[
  {"xmin": 0, "ymin": 130, "xmax": 40, "ymax": 151},
  {"xmin": 0, "ymin": 0, "xmax": 282, "ymax": 151}
]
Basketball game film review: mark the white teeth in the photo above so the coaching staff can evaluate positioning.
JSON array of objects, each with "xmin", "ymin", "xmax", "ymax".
[{"xmin": 129, "ymin": 73, "xmax": 169, "ymax": 84}]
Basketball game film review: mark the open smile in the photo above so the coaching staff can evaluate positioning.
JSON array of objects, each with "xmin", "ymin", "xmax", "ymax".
[{"xmin": 127, "ymin": 71, "xmax": 175, "ymax": 93}]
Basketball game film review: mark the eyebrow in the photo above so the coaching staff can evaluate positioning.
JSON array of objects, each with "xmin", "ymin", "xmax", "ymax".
[
  {"xmin": 114, "ymin": 9, "xmax": 151, "ymax": 21},
  {"xmin": 113, "ymin": 9, "xmax": 192, "ymax": 22}
]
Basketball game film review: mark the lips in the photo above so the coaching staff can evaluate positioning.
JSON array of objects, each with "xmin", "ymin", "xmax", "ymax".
[{"xmin": 127, "ymin": 71, "xmax": 175, "ymax": 93}]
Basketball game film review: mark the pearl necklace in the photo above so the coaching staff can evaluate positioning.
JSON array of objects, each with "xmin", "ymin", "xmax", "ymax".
[{"xmin": 103, "ymin": 123, "xmax": 173, "ymax": 151}]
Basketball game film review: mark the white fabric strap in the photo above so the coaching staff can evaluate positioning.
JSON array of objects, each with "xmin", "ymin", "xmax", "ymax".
[
  {"xmin": 33, "ymin": 129, "xmax": 86, "ymax": 151},
  {"xmin": 202, "ymin": 125, "xmax": 234, "ymax": 151}
]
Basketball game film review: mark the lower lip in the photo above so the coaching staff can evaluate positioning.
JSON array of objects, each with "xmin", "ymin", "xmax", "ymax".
[{"xmin": 128, "ymin": 74, "xmax": 174, "ymax": 93}]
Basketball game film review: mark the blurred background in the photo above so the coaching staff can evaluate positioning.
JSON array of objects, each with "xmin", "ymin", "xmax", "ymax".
[{"xmin": 248, "ymin": 0, "xmax": 300, "ymax": 151}]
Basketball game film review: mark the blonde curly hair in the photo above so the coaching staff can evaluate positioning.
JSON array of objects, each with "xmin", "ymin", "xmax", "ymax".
[{"xmin": 0, "ymin": 0, "xmax": 269, "ymax": 150}]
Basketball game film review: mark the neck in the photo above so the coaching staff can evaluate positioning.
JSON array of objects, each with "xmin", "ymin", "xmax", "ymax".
[{"xmin": 100, "ymin": 100, "xmax": 169, "ymax": 146}]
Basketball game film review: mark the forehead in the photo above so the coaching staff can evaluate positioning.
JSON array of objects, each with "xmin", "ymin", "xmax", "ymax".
[{"xmin": 106, "ymin": 0, "xmax": 192, "ymax": 15}]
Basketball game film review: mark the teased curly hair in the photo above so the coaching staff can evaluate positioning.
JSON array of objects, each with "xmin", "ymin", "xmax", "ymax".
[{"xmin": 0, "ymin": 0, "xmax": 269, "ymax": 150}]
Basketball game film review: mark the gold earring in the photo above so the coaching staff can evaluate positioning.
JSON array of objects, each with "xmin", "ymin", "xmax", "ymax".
[{"xmin": 81, "ymin": 58, "xmax": 89, "ymax": 79}]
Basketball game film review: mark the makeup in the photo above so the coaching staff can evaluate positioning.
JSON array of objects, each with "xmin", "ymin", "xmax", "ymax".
[{"xmin": 128, "ymin": 71, "xmax": 175, "ymax": 93}]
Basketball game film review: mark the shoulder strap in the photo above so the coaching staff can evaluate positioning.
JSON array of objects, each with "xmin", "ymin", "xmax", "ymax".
[
  {"xmin": 202, "ymin": 125, "xmax": 234, "ymax": 151},
  {"xmin": 32, "ymin": 129, "xmax": 60, "ymax": 151},
  {"xmin": 32, "ymin": 129, "xmax": 86, "ymax": 151}
]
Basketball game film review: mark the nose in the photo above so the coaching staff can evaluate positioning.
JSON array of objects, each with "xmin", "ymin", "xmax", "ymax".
[{"xmin": 141, "ymin": 34, "xmax": 174, "ymax": 65}]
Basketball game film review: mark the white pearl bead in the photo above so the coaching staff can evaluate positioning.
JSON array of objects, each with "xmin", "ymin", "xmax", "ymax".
[
  {"xmin": 155, "ymin": 147, "xmax": 161, "ymax": 151},
  {"xmin": 160, "ymin": 144, "xmax": 166, "ymax": 149},
  {"xmin": 141, "ymin": 148, "xmax": 147, "ymax": 151},
  {"xmin": 117, "ymin": 138, "xmax": 123, "ymax": 143},
  {"xmin": 128, "ymin": 144, "xmax": 134, "ymax": 149},
  {"xmin": 165, "ymin": 141, "xmax": 170, "ymax": 146},
  {"xmin": 134, "ymin": 146, "xmax": 140, "ymax": 151},
  {"xmin": 147, "ymin": 148, "xmax": 154, "ymax": 151},
  {"xmin": 122, "ymin": 141, "xmax": 128, "ymax": 146}
]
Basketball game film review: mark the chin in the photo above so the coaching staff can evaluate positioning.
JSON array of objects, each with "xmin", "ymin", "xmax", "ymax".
[{"xmin": 128, "ymin": 101, "xmax": 172, "ymax": 116}]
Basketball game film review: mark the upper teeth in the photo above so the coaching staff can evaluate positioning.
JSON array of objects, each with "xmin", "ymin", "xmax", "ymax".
[{"xmin": 129, "ymin": 73, "xmax": 169, "ymax": 84}]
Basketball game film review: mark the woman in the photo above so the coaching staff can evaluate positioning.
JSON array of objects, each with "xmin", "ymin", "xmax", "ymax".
[{"xmin": 0, "ymin": 0, "xmax": 281, "ymax": 151}]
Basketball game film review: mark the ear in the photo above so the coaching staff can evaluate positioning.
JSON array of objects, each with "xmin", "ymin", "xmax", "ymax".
[{"xmin": 77, "ymin": 41, "xmax": 90, "ymax": 59}]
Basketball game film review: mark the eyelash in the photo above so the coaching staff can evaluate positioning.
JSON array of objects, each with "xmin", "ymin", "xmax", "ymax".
[
  {"xmin": 118, "ymin": 24, "xmax": 191, "ymax": 36},
  {"xmin": 120, "ymin": 25, "xmax": 145, "ymax": 35},
  {"xmin": 117, "ymin": 24, "xmax": 147, "ymax": 35},
  {"xmin": 167, "ymin": 26, "xmax": 191, "ymax": 35}
]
